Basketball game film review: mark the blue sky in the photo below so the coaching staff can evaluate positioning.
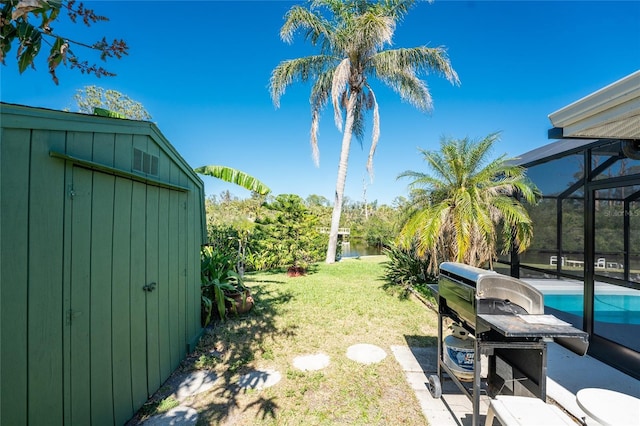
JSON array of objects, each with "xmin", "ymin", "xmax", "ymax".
[{"xmin": 2, "ymin": 1, "xmax": 639, "ymax": 205}]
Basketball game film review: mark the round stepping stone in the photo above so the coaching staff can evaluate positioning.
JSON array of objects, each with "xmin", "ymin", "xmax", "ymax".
[
  {"xmin": 143, "ymin": 405, "xmax": 198, "ymax": 426},
  {"xmin": 173, "ymin": 370, "xmax": 218, "ymax": 401},
  {"xmin": 238, "ymin": 368, "xmax": 281, "ymax": 390},
  {"xmin": 346, "ymin": 343, "xmax": 387, "ymax": 364},
  {"xmin": 293, "ymin": 353, "xmax": 330, "ymax": 371}
]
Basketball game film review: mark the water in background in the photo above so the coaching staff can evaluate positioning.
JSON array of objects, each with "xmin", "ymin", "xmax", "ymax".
[{"xmin": 340, "ymin": 241, "xmax": 383, "ymax": 258}]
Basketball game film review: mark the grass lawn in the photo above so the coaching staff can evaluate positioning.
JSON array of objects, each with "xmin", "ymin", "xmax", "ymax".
[{"xmin": 138, "ymin": 255, "xmax": 439, "ymax": 425}]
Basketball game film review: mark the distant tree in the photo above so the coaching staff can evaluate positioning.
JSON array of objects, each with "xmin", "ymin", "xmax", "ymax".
[
  {"xmin": 306, "ymin": 194, "xmax": 331, "ymax": 208},
  {"xmin": 397, "ymin": 133, "xmax": 539, "ymax": 271},
  {"xmin": 72, "ymin": 85, "xmax": 152, "ymax": 120},
  {"xmin": 392, "ymin": 196, "xmax": 409, "ymax": 210},
  {"xmin": 252, "ymin": 194, "xmax": 326, "ymax": 275},
  {"xmin": 363, "ymin": 204, "xmax": 397, "ymax": 249},
  {"xmin": 305, "ymin": 194, "xmax": 332, "ymax": 227},
  {"xmin": 270, "ymin": 0, "xmax": 459, "ymax": 264},
  {"xmin": 1, "ymin": 1, "xmax": 128, "ymax": 84}
]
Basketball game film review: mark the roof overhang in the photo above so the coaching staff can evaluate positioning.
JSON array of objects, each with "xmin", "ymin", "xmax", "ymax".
[{"xmin": 548, "ymin": 70, "xmax": 640, "ymax": 140}]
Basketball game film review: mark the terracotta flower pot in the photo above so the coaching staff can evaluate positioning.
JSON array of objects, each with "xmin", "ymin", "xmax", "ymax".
[
  {"xmin": 226, "ymin": 290, "xmax": 254, "ymax": 315},
  {"xmin": 287, "ymin": 266, "xmax": 306, "ymax": 277}
]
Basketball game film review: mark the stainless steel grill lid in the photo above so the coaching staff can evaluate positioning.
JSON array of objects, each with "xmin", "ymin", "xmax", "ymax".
[{"xmin": 438, "ymin": 262, "xmax": 588, "ymax": 354}]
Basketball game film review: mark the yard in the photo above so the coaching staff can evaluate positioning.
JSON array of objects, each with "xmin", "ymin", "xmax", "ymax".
[{"xmin": 133, "ymin": 256, "xmax": 438, "ymax": 425}]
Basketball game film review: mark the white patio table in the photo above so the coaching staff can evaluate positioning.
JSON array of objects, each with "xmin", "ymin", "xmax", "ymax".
[{"xmin": 576, "ymin": 388, "xmax": 640, "ymax": 426}]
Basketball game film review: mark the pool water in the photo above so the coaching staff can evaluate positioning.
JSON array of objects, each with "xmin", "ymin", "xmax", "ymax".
[{"xmin": 544, "ymin": 294, "xmax": 640, "ymax": 325}]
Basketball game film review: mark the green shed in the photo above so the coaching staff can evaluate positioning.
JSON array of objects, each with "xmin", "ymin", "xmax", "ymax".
[{"xmin": 0, "ymin": 103, "xmax": 206, "ymax": 425}]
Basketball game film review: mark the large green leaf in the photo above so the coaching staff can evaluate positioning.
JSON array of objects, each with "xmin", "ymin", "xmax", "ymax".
[{"xmin": 195, "ymin": 165, "xmax": 271, "ymax": 195}]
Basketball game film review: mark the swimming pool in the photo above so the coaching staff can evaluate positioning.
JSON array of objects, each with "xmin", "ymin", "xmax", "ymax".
[{"xmin": 544, "ymin": 293, "xmax": 640, "ymax": 325}]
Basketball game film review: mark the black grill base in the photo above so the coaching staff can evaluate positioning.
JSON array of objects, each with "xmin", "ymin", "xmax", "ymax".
[{"xmin": 436, "ymin": 307, "xmax": 550, "ymax": 426}]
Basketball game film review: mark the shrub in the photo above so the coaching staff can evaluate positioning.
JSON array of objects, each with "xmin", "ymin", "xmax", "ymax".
[
  {"xmin": 251, "ymin": 194, "xmax": 326, "ymax": 274},
  {"xmin": 201, "ymin": 245, "xmax": 248, "ymax": 325},
  {"xmin": 382, "ymin": 243, "xmax": 436, "ymax": 290}
]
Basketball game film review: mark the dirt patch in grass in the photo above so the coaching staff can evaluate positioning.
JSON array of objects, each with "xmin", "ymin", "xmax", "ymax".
[{"xmin": 132, "ymin": 257, "xmax": 438, "ymax": 425}]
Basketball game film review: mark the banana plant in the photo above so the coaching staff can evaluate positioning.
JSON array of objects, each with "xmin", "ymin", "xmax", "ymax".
[
  {"xmin": 201, "ymin": 245, "xmax": 248, "ymax": 325},
  {"xmin": 194, "ymin": 165, "xmax": 271, "ymax": 195}
]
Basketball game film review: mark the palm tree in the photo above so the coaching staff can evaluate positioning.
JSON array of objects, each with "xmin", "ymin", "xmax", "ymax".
[
  {"xmin": 397, "ymin": 133, "xmax": 539, "ymax": 272},
  {"xmin": 195, "ymin": 165, "xmax": 271, "ymax": 195},
  {"xmin": 270, "ymin": 0, "xmax": 459, "ymax": 263}
]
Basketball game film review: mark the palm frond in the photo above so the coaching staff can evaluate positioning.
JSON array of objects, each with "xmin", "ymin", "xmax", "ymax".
[
  {"xmin": 281, "ymin": 4, "xmax": 332, "ymax": 47},
  {"xmin": 348, "ymin": 11, "xmax": 395, "ymax": 54},
  {"xmin": 309, "ymin": 69, "xmax": 335, "ymax": 166},
  {"xmin": 270, "ymin": 55, "xmax": 335, "ymax": 107},
  {"xmin": 375, "ymin": 67, "xmax": 433, "ymax": 111},
  {"xmin": 331, "ymin": 58, "xmax": 350, "ymax": 131},
  {"xmin": 366, "ymin": 86, "xmax": 380, "ymax": 181},
  {"xmin": 379, "ymin": 0, "xmax": 421, "ymax": 20},
  {"xmin": 373, "ymin": 46, "xmax": 459, "ymax": 84},
  {"xmin": 194, "ymin": 165, "xmax": 271, "ymax": 195},
  {"xmin": 350, "ymin": 97, "xmax": 367, "ymax": 142}
]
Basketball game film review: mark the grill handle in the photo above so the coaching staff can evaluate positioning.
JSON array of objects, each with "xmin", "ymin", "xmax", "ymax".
[{"xmin": 555, "ymin": 336, "xmax": 589, "ymax": 356}]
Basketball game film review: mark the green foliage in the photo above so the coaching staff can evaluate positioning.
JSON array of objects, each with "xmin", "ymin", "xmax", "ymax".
[
  {"xmin": 194, "ymin": 353, "xmax": 221, "ymax": 369},
  {"xmin": 156, "ymin": 397, "xmax": 179, "ymax": 413},
  {"xmin": 205, "ymin": 194, "xmax": 269, "ymax": 273},
  {"xmin": 207, "ymin": 224, "xmax": 242, "ymax": 262},
  {"xmin": 73, "ymin": 85, "xmax": 152, "ymax": 120},
  {"xmin": 382, "ymin": 243, "xmax": 436, "ymax": 291},
  {"xmin": 363, "ymin": 215, "xmax": 394, "ymax": 248},
  {"xmin": 195, "ymin": 165, "xmax": 271, "ymax": 196},
  {"xmin": 1, "ymin": 1, "xmax": 128, "ymax": 84},
  {"xmin": 206, "ymin": 193, "xmax": 265, "ymax": 228},
  {"xmin": 252, "ymin": 194, "xmax": 326, "ymax": 272},
  {"xmin": 525, "ymin": 198, "xmax": 557, "ymax": 252},
  {"xmin": 397, "ymin": 133, "xmax": 540, "ymax": 271},
  {"xmin": 305, "ymin": 193, "xmax": 333, "ymax": 226},
  {"xmin": 204, "ymin": 191, "xmax": 401, "ymax": 272},
  {"xmin": 201, "ymin": 245, "xmax": 247, "ymax": 325}
]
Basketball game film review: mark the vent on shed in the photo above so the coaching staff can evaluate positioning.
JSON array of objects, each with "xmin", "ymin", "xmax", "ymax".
[{"xmin": 133, "ymin": 148, "xmax": 159, "ymax": 176}]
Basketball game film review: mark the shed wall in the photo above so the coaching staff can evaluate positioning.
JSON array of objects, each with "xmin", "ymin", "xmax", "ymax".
[{"xmin": 0, "ymin": 104, "xmax": 206, "ymax": 425}]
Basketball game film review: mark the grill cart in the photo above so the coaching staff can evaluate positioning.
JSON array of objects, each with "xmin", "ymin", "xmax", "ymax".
[{"xmin": 429, "ymin": 262, "xmax": 589, "ymax": 426}]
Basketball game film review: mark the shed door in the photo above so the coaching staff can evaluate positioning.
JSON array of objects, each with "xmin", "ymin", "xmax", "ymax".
[{"xmin": 67, "ymin": 166, "xmax": 187, "ymax": 425}]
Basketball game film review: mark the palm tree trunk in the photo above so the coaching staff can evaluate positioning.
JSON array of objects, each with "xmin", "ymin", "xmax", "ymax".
[{"xmin": 326, "ymin": 94, "xmax": 357, "ymax": 264}]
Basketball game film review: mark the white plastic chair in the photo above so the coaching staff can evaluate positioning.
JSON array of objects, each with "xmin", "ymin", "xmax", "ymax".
[{"xmin": 485, "ymin": 396, "xmax": 576, "ymax": 426}]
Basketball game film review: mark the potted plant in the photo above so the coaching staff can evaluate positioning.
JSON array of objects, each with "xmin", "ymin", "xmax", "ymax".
[{"xmin": 201, "ymin": 245, "xmax": 253, "ymax": 326}]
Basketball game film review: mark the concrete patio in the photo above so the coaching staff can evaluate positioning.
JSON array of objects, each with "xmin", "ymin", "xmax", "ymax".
[{"xmin": 392, "ymin": 341, "xmax": 640, "ymax": 426}]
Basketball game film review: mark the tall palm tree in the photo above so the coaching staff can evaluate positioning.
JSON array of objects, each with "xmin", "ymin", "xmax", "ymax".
[
  {"xmin": 397, "ymin": 133, "xmax": 539, "ymax": 271},
  {"xmin": 270, "ymin": 0, "xmax": 459, "ymax": 263}
]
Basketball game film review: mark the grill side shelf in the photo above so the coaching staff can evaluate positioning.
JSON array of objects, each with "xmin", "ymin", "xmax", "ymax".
[{"xmin": 478, "ymin": 314, "xmax": 589, "ymax": 341}]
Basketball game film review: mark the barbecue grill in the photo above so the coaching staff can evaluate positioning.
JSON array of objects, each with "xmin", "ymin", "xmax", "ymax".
[{"xmin": 431, "ymin": 262, "xmax": 589, "ymax": 426}]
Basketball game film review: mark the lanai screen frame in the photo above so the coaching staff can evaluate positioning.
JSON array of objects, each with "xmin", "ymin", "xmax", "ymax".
[{"xmin": 502, "ymin": 137, "xmax": 640, "ymax": 379}]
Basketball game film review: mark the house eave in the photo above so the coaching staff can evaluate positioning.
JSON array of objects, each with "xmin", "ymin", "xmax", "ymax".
[{"xmin": 548, "ymin": 70, "xmax": 640, "ymax": 140}]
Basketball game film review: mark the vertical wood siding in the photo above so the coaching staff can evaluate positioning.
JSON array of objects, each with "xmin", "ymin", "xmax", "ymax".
[
  {"xmin": 0, "ymin": 104, "xmax": 205, "ymax": 425},
  {"xmin": 1, "ymin": 128, "xmax": 30, "ymax": 425},
  {"xmin": 29, "ymin": 129, "xmax": 66, "ymax": 424}
]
